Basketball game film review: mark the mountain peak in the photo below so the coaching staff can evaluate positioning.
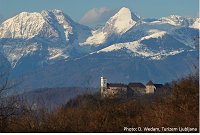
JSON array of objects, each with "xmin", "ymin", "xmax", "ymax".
[
  {"xmin": 159, "ymin": 15, "xmax": 194, "ymax": 26},
  {"xmin": 41, "ymin": 9, "xmax": 74, "ymax": 24},
  {"xmin": 41, "ymin": 9, "xmax": 65, "ymax": 16},
  {"xmin": 105, "ymin": 7, "xmax": 140, "ymax": 34},
  {"xmin": 0, "ymin": 11, "xmax": 45, "ymax": 39},
  {"xmin": 117, "ymin": 7, "xmax": 141, "ymax": 21},
  {"xmin": 51, "ymin": 9, "xmax": 63, "ymax": 14},
  {"xmin": 83, "ymin": 7, "xmax": 141, "ymax": 45},
  {"xmin": 114, "ymin": 7, "xmax": 133, "ymax": 21},
  {"xmin": 117, "ymin": 7, "xmax": 132, "ymax": 15}
]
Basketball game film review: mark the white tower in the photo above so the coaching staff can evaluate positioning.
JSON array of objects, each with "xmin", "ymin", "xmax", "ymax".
[{"xmin": 100, "ymin": 76, "xmax": 107, "ymax": 96}]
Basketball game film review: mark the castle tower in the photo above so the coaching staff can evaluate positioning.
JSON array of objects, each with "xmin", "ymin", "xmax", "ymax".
[
  {"xmin": 100, "ymin": 76, "xmax": 107, "ymax": 96},
  {"xmin": 146, "ymin": 80, "xmax": 156, "ymax": 93}
]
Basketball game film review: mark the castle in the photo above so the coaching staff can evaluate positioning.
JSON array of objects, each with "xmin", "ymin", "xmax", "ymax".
[{"xmin": 100, "ymin": 76, "xmax": 163, "ymax": 98}]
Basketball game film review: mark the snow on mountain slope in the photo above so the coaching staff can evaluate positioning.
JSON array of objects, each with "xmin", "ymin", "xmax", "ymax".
[
  {"xmin": 84, "ymin": 31, "xmax": 107, "ymax": 45},
  {"xmin": 82, "ymin": 7, "xmax": 141, "ymax": 45},
  {"xmin": 131, "ymin": 15, "xmax": 194, "ymax": 34},
  {"xmin": 0, "ymin": 12, "xmax": 47, "ymax": 39},
  {"xmin": 140, "ymin": 30, "xmax": 166, "ymax": 40},
  {"xmin": 83, "ymin": 13, "xmax": 196, "ymax": 47},
  {"xmin": 0, "ymin": 10, "xmax": 91, "ymax": 68},
  {"xmin": 41, "ymin": 9, "xmax": 91, "ymax": 43},
  {"xmin": 2, "ymin": 42, "xmax": 39, "ymax": 67},
  {"xmin": 105, "ymin": 7, "xmax": 139, "ymax": 34},
  {"xmin": 0, "ymin": 10, "xmax": 91, "ymax": 42},
  {"xmin": 159, "ymin": 15, "xmax": 194, "ymax": 27},
  {"xmin": 0, "ymin": 38, "xmax": 72, "ymax": 68},
  {"xmin": 40, "ymin": 10, "xmax": 72, "ymax": 42},
  {"xmin": 170, "ymin": 27, "xmax": 199, "ymax": 49},
  {"xmin": 48, "ymin": 47, "xmax": 69, "ymax": 60},
  {"xmin": 191, "ymin": 18, "xmax": 200, "ymax": 29},
  {"xmin": 96, "ymin": 31, "xmax": 191, "ymax": 60}
]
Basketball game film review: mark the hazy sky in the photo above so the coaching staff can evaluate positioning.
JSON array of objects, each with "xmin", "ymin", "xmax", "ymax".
[{"xmin": 0, "ymin": 0, "xmax": 199, "ymax": 25}]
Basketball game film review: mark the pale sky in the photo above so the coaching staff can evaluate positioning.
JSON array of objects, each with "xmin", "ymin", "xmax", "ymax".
[{"xmin": 0, "ymin": 0, "xmax": 199, "ymax": 26}]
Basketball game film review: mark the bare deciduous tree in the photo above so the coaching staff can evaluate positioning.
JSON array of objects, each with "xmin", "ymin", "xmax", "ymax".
[{"xmin": 0, "ymin": 61, "xmax": 22, "ymax": 132}]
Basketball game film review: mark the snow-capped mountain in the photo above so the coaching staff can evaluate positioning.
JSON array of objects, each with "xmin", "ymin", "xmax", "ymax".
[
  {"xmin": 0, "ymin": 12, "xmax": 46, "ymax": 39},
  {"xmin": 82, "ymin": 7, "xmax": 141, "ymax": 45},
  {"xmin": 81, "ymin": 8, "xmax": 198, "ymax": 49},
  {"xmin": 0, "ymin": 9, "xmax": 91, "ymax": 41},
  {"xmin": 158, "ymin": 15, "xmax": 195, "ymax": 27},
  {"xmin": 0, "ymin": 9, "xmax": 91, "ymax": 69},
  {"xmin": 95, "ymin": 31, "xmax": 192, "ymax": 60},
  {"xmin": 0, "ymin": 7, "xmax": 199, "ymax": 92}
]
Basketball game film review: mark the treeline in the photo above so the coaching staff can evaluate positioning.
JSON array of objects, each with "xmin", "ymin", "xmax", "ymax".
[{"xmin": 0, "ymin": 73, "xmax": 199, "ymax": 132}]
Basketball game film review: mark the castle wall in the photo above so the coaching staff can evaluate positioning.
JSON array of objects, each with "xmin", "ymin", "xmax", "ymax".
[
  {"xmin": 146, "ymin": 85, "xmax": 156, "ymax": 93},
  {"xmin": 128, "ymin": 86, "xmax": 146, "ymax": 95},
  {"xmin": 106, "ymin": 87, "xmax": 127, "ymax": 98}
]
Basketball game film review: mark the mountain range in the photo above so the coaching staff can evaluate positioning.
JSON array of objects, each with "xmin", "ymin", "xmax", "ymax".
[{"xmin": 0, "ymin": 7, "xmax": 199, "ymax": 94}]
